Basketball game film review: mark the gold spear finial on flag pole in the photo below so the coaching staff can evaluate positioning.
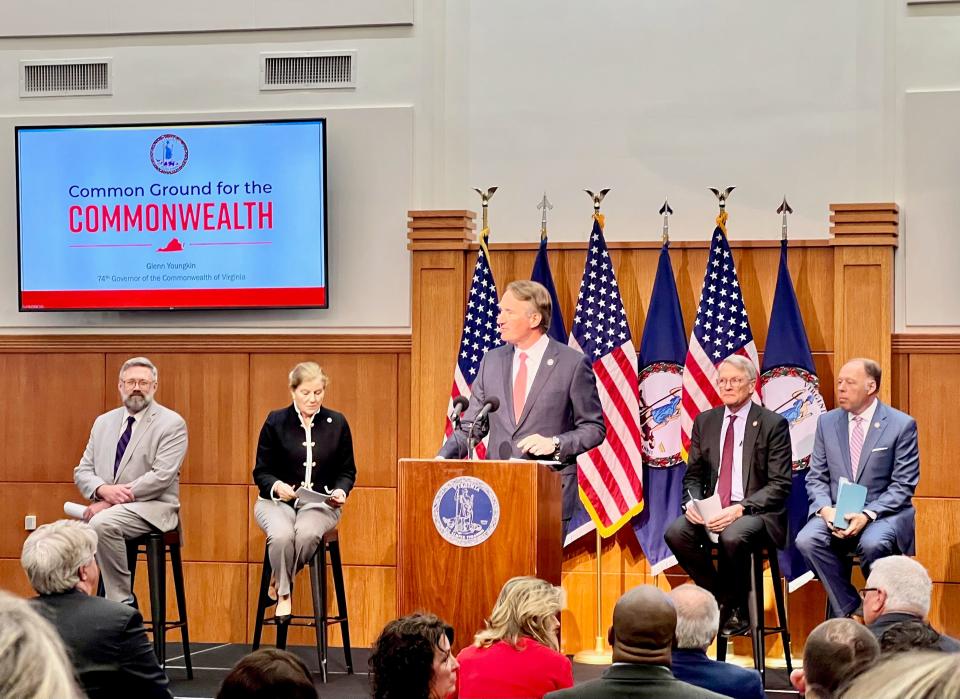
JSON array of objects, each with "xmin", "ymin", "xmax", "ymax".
[
  {"xmin": 537, "ymin": 192, "xmax": 553, "ymax": 241},
  {"xmin": 473, "ymin": 187, "xmax": 498, "ymax": 232},
  {"xmin": 777, "ymin": 196, "xmax": 793, "ymax": 241},
  {"xmin": 659, "ymin": 199, "xmax": 673, "ymax": 244}
]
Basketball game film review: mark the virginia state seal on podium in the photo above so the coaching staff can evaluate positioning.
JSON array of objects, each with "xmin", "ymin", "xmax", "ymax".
[{"xmin": 432, "ymin": 476, "xmax": 500, "ymax": 547}]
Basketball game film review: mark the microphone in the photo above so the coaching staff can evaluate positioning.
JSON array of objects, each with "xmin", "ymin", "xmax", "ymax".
[
  {"xmin": 474, "ymin": 397, "xmax": 500, "ymax": 422},
  {"xmin": 466, "ymin": 397, "xmax": 500, "ymax": 460},
  {"xmin": 448, "ymin": 396, "xmax": 469, "ymax": 423}
]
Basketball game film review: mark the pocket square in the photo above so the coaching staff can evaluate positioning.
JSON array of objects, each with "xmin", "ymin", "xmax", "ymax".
[{"xmin": 871, "ymin": 447, "xmax": 888, "ymax": 453}]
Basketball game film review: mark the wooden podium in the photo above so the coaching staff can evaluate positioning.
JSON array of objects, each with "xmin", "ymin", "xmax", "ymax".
[{"xmin": 397, "ymin": 458, "xmax": 562, "ymax": 651}]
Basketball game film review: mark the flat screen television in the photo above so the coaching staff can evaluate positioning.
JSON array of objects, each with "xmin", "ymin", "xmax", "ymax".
[{"xmin": 15, "ymin": 118, "xmax": 328, "ymax": 311}]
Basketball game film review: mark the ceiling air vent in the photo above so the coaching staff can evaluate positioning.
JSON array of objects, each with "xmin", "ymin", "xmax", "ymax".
[
  {"xmin": 260, "ymin": 51, "xmax": 356, "ymax": 90},
  {"xmin": 20, "ymin": 59, "xmax": 112, "ymax": 97}
]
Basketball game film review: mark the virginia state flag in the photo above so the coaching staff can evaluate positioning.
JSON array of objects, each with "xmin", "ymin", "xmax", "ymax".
[
  {"xmin": 531, "ymin": 234, "xmax": 568, "ymax": 343},
  {"xmin": 759, "ymin": 239, "xmax": 826, "ymax": 590},
  {"xmin": 632, "ymin": 242, "xmax": 688, "ymax": 573}
]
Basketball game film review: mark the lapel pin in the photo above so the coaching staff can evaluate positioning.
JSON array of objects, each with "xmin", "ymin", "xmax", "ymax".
[
  {"xmin": 327, "ymin": 417, "xmax": 333, "ymax": 423},
  {"xmin": 752, "ymin": 420, "xmax": 758, "ymax": 427},
  {"xmin": 874, "ymin": 422, "xmax": 880, "ymax": 429},
  {"xmin": 547, "ymin": 358, "xmax": 555, "ymax": 366}
]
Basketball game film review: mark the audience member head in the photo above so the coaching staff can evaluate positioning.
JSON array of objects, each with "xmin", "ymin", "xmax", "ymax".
[
  {"xmin": 862, "ymin": 555, "xmax": 931, "ymax": 625},
  {"xmin": 473, "ymin": 576, "xmax": 562, "ymax": 651},
  {"xmin": 790, "ymin": 618, "xmax": 879, "ymax": 699},
  {"xmin": 0, "ymin": 590, "xmax": 83, "ymax": 699},
  {"xmin": 668, "ymin": 584, "xmax": 720, "ymax": 650},
  {"xmin": 878, "ymin": 620, "xmax": 942, "ymax": 655},
  {"xmin": 839, "ymin": 651, "xmax": 960, "ymax": 699},
  {"xmin": 836, "ymin": 358, "xmax": 881, "ymax": 414},
  {"xmin": 216, "ymin": 649, "xmax": 316, "ymax": 699},
  {"xmin": 370, "ymin": 613, "xmax": 458, "ymax": 699},
  {"xmin": 20, "ymin": 519, "xmax": 100, "ymax": 596},
  {"xmin": 607, "ymin": 584, "xmax": 676, "ymax": 666}
]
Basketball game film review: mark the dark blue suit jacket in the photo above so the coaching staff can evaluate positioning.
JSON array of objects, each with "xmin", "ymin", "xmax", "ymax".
[{"xmin": 671, "ymin": 649, "xmax": 765, "ymax": 699}]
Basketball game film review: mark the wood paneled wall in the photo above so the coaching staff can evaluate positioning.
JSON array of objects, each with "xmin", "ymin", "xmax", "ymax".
[
  {"xmin": 408, "ymin": 206, "xmax": 904, "ymax": 657},
  {"xmin": 0, "ymin": 335, "xmax": 410, "ymax": 649},
  {"xmin": 891, "ymin": 335, "xmax": 960, "ymax": 639}
]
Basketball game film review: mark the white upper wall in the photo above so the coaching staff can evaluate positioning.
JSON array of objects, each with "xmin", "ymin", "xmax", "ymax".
[{"xmin": 0, "ymin": 0, "xmax": 957, "ymax": 332}]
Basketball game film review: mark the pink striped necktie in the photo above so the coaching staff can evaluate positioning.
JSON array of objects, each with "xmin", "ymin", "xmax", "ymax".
[
  {"xmin": 513, "ymin": 352, "xmax": 528, "ymax": 422},
  {"xmin": 850, "ymin": 415, "xmax": 865, "ymax": 479}
]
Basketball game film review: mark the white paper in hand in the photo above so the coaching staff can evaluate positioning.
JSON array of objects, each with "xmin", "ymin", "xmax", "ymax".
[
  {"xmin": 690, "ymin": 493, "xmax": 723, "ymax": 544},
  {"xmin": 64, "ymin": 502, "xmax": 87, "ymax": 520},
  {"xmin": 294, "ymin": 486, "xmax": 333, "ymax": 506}
]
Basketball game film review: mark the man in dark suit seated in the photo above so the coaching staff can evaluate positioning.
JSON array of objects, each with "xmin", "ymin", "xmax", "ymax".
[
  {"xmin": 796, "ymin": 358, "xmax": 919, "ymax": 619},
  {"xmin": 668, "ymin": 585, "xmax": 764, "ymax": 699},
  {"xmin": 664, "ymin": 355, "xmax": 793, "ymax": 636},
  {"xmin": 544, "ymin": 585, "xmax": 728, "ymax": 699},
  {"xmin": 862, "ymin": 555, "xmax": 960, "ymax": 652},
  {"xmin": 20, "ymin": 519, "xmax": 172, "ymax": 699}
]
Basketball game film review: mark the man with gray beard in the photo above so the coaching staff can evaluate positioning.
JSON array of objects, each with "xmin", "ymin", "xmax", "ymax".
[{"xmin": 74, "ymin": 357, "xmax": 187, "ymax": 603}]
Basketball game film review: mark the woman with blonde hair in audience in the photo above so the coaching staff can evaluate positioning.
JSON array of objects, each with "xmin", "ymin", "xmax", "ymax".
[
  {"xmin": 457, "ymin": 576, "xmax": 573, "ymax": 698},
  {"xmin": 0, "ymin": 590, "xmax": 83, "ymax": 699},
  {"xmin": 839, "ymin": 650, "xmax": 960, "ymax": 699}
]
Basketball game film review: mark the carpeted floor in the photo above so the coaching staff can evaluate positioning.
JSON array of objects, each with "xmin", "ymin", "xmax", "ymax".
[{"xmin": 164, "ymin": 643, "xmax": 801, "ymax": 698}]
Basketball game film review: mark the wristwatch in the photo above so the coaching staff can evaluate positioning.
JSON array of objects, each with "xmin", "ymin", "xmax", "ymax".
[{"xmin": 552, "ymin": 436, "xmax": 562, "ymax": 461}]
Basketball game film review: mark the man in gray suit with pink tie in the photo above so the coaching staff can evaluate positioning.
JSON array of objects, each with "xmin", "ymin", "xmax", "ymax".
[
  {"xmin": 74, "ymin": 357, "xmax": 187, "ymax": 603},
  {"xmin": 438, "ymin": 281, "xmax": 605, "ymax": 520},
  {"xmin": 796, "ymin": 358, "xmax": 920, "ymax": 618}
]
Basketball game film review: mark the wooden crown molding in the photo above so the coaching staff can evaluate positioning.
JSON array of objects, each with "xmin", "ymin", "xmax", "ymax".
[
  {"xmin": 892, "ymin": 334, "xmax": 960, "ymax": 354},
  {"xmin": 0, "ymin": 334, "xmax": 412, "ymax": 354}
]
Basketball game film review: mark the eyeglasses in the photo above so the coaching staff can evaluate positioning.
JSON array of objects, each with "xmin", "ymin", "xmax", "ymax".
[
  {"xmin": 717, "ymin": 377, "xmax": 748, "ymax": 388},
  {"xmin": 857, "ymin": 587, "xmax": 879, "ymax": 599},
  {"xmin": 122, "ymin": 379, "xmax": 155, "ymax": 389}
]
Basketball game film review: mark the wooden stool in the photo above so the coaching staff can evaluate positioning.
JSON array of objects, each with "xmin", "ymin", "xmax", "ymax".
[
  {"xmin": 252, "ymin": 528, "xmax": 353, "ymax": 683},
  {"xmin": 126, "ymin": 528, "xmax": 193, "ymax": 679},
  {"xmin": 716, "ymin": 547, "xmax": 792, "ymax": 688}
]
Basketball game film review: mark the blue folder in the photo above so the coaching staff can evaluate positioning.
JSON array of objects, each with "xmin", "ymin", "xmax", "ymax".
[{"xmin": 833, "ymin": 479, "xmax": 868, "ymax": 529}]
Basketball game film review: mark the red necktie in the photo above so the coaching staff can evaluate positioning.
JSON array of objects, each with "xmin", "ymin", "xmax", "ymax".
[
  {"xmin": 513, "ymin": 352, "xmax": 528, "ymax": 422},
  {"xmin": 717, "ymin": 415, "xmax": 737, "ymax": 507}
]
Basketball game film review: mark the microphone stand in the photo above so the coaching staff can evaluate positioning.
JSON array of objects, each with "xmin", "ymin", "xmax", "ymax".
[{"xmin": 466, "ymin": 413, "xmax": 489, "ymax": 460}]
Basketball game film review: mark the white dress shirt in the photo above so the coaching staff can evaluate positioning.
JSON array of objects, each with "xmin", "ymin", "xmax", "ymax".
[
  {"xmin": 718, "ymin": 401, "xmax": 752, "ymax": 503},
  {"xmin": 118, "ymin": 407, "xmax": 146, "ymax": 439}
]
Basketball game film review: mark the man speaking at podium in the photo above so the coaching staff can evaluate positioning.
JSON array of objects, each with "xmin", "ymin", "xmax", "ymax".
[{"xmin": 438, "ymin": 281, "xmax": 605, "ymax": 519}]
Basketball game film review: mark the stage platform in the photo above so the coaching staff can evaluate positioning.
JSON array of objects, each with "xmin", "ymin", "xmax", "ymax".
[{"xmin": 163, "ymin": 643, "xmax": 801, "ymax": 698}]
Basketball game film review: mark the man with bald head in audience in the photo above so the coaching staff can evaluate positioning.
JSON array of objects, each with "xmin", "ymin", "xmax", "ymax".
[
  {"xmin": 796, "ymin": 357, "xmax": 920, "ymax": 619},
  {"xmin": 789, "ymin": 618, "xmax": 879, "ymax": 698},
  {"xmin": 545, "ymin": 585, "xmax": 727, "ymax": 699}
]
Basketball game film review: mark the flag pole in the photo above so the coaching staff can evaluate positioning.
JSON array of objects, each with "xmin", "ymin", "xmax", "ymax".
[{"xmin": 573, "ymin": 188, "xmax": 613, "ymax": 666}]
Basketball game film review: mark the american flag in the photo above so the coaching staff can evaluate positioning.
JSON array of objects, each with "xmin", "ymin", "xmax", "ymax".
[
  {"xmin": 680, "ymin": 214, "xmax": 760, "ymax": 455},
  {"xmin": 444, "ymin": 229, "xmax": 502, "ymax": 459},
  {"xmin": 569, "ymin": 216, "xmax": 644, "ymax": 537}
]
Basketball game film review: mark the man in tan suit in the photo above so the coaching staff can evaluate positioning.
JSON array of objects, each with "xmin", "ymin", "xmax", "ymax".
[{"xmin": 74, "ymin": 357, "xmax": 187, "ymax": 603}]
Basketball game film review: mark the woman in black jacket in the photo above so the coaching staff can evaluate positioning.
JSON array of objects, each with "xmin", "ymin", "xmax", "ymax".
[{"xmin": 253, "ymin": 362, "xmax": 357, "ymax": 621}]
